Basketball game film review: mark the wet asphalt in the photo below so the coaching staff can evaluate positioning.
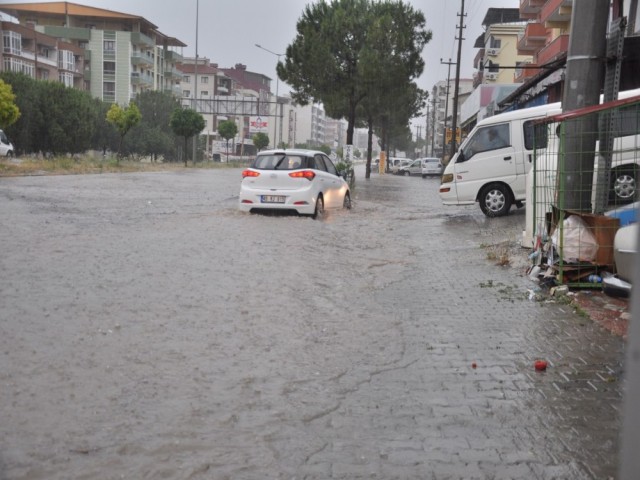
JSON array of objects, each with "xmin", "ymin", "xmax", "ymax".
[{"xmin": 0, "ymin": 165, "xmax": 625, "ymax": 479}]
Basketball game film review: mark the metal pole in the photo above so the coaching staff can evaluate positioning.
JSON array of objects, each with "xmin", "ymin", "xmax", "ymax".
[
  {"xmin": 255, "ymin": 44, "xmax": 283, "ymax": 149},
  {"xmin": 441, "ymin": 58, "xmax": 455, "ymax": 161},
  {"xmin": 450, "ymin": 0, "xmax": 466, "ymax": 156},
  {"xmin": 192, "ymin": 0, "xmax": 199, "ymax": 165},
  {"xmin": 431, "ymin": 95, "xmax": 436, "ymax": 156}
]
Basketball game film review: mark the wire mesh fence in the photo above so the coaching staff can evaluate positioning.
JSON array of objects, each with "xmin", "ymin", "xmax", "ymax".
[{"xmin": 530, "ymin": 94, "xmax": 640, "ymax": 287}]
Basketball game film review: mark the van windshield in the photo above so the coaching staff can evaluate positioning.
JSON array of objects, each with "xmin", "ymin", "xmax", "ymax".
[{"xmin": 460, "ymin": 123, "xmax": 510, "ymax": 161}]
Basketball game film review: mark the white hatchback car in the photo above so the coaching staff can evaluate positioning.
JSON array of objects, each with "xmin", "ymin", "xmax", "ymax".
[{"xmin": 239, "ymin": 149, "xmax": 351, "ymax": 218}]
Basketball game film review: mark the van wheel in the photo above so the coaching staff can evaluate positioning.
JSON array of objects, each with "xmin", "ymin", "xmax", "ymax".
[
  {"xmin": 404, "ymin": 170, "xmax": 410, "ymax": 176},
  {"xmin": 610, "ymin": 165, "xmax": 637, "ymax": 205},
  {"xmin": 479, "ymin": 184, "xmax": 512, "ymax": 217}
]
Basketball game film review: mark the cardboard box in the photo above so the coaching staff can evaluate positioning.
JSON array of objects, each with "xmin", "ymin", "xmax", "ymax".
[{"xmin": 549, "ymin": 207, "xmax": 620, "ymax": 267}]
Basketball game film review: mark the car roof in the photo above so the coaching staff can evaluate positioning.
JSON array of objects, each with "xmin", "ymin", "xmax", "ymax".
[{"xmin": 257, "ymin": 148, "xmax": 327, "ymax": 157}]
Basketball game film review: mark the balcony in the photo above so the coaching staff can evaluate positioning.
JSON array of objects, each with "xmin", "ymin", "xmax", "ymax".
[
  {"xmin": 514, "ymin": 61, "xmax": 539, "ymax": 83},
  {"xmin": 131, "ymin": 32, "xmax": 155, "ymax": 48},
  {"xmin": 164, "ymin": 66, "xmax": 181, "ymax": 79},
  {"xmin": 131, "ymin": 52, "xmax": 154, "ymax": 67},
  {"xmin": 42, "ymin": 26, "xmax": 91, "ymax": 41},
  {"xmin": 520, "ymin": 0, "xmax": 545, "ymax": 20},
  {"xmin": 131, "ymin": 72, "xmax": 153, "ymax": 86},
  {"xmin": 165, "ymin": 50, "xmax": 183, "ymax": 63},
  {"xmin": 540, "ymin": 0, "xmax": 573, "ymax": 27},
  {"xmin": 517, "ymin": 22, "xmax": 547, "ymax": 54},
  {"xmin": 536, "ymin": 33, "xmax": 569, "ymax": 66}
]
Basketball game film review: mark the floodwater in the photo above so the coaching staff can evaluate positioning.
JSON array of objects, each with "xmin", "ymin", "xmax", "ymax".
[{"xmin": 0, "ymin": 166, "xmax": 624, "ymax": 479}]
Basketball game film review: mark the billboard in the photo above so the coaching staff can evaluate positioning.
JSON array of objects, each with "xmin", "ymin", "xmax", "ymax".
[{"xmin": 249, "ymin": 116, "xmax": 269, "ymax": 134}]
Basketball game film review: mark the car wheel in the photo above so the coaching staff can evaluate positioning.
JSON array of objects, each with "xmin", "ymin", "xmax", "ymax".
[
  {"xmin": 422, "ymin": 174, "xmax": 427, "ymax": 178},
  {"xmin": 610, "ymin": 165, "xmax": 637, "ymax": 205},
  {"xmin": 6, "ymin": 151, "xmax": 13, "ymax": 158},
  {"xmin": 312, "ymin": 195, "xmax": 325, "ymax": 219},
  {"xmin": 479, "ymin": 183, "xmax": 512, "ymax": 217},
  {"xmin": 343, "ymin": 191, "xmax": 352, "ymax": 210},
  {"xmin": 404, "ymin": 170, "xmax": 410, "ymax": 176}
]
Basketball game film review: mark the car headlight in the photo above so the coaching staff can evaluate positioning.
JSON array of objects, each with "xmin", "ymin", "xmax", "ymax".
[{"xmin": 441, "ymin": 173, "xmax": 453, "ymax": 184}]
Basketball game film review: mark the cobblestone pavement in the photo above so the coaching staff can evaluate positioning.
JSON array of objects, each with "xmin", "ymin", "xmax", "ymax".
[{"xmin": 0, "ymin": 166, "xmax": 626, "ymax": 479}]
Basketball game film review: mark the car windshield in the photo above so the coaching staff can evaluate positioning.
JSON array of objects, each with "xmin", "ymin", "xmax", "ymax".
[{"xmin": 252, "ymin": 154, "xmax": 305, "ymax": 170}]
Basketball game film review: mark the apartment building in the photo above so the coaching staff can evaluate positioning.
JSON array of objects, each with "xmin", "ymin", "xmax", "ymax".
[
  {"xmin": 432, "ymin": 78, "xmax": 474, "ymax": 156},
  {"xmin": 1, "ymin": 20, "xmax": 85, "ymax": 87},
  {"xmin": 473, "ymin": 8, "xmax": 531, "ymax": 86},
  {"xmin": 500, "ymin": 0, "xmax": 640, "ymax": 111},
  {"xmin": 0, "ymin": 2, "xmax": 186, "ymax": 104}
]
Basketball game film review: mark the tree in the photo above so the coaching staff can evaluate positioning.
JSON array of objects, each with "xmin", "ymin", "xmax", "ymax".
[
  {"xmin": 252, "ymin": 132, "xmax": 269, "ymax": 152},
  {"xmin": 218, "ymin": 120, "xmax": 238, "ymax": 162},
  {"xmin": 0, "ymin": 79, "xmax": 20, "ymax": 129},
  {"xmin": 130, "ymin": 91, "xmax": 181, "ymax": 161},
  {"xmin": 106, "ymin": 103, "xmax": 141, "ymax": 162},
  {"xmin": 170, "ymin": 107, "xmax": 205, "ymax": 166},
  {"xmin": 278, "ymin": 0, "xmax": 430, "ymax": 146}
]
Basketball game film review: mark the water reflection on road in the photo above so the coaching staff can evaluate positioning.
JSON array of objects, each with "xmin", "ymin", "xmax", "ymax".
[{"xmin": 0, "ymin": 165, "xmax": 623, "ymax": 479}]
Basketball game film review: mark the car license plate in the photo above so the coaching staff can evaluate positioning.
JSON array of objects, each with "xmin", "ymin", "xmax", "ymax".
[{"xmin": 261, "ymin": 195, "xmax": 286, "ymax": 203}]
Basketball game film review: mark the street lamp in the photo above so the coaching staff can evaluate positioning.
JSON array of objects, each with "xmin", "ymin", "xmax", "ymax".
[{"xmin": 255, "ymin": 44, "xmax": 283, "ymax": 148}]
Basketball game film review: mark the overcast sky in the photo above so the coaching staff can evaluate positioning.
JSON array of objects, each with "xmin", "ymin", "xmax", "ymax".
[{"xmin": 6, "ymin": 0, "xmax": 519, "ymax": 95}]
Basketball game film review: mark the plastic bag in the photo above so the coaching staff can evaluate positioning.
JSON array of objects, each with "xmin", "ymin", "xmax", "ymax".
[{"xmin": 551, "ymin": 215, "xmax": 599, "ymax": 263}]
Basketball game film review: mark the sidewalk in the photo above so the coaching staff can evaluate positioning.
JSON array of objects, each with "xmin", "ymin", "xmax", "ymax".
[{"xmin": 570, "ymin": 289, "xmax": 631, "ymax": 337}]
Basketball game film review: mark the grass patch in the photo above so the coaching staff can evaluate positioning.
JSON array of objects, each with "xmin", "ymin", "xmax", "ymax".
[
  {"xmin": 0, "ymin": 155, "xmax": 251, "ymax": 177},
  {"xmin": 481, "ymin": 240, "xmax": 512, "ymax": 267}
]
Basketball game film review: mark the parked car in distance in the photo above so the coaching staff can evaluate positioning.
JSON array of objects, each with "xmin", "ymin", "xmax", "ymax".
[
  {"xmin": 389, "ymin": 157, "xmax": 410, "ymax": 174},
  {"xmin": 239, "ymin": 149, "xmax": 351, "ymax": 219},
  {"xmin": 0, "ymin": 130, "xmax": 14, "ymax": 157},
  {"xmin": 421, "ymin": 157, "xmax": 443, "ymax": 177},
  {"xmin": 397, "ymin": 159, "xmax": 422, "ymax": 176},
  {"xmin": 397, "ymin": 158, "xmax": 443, "ymax": 177}
]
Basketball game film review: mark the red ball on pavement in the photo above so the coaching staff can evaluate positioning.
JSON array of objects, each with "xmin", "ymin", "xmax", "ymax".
[{"xmin": 535, "ymin": 360, "xmax": 548, "ymax": 371}]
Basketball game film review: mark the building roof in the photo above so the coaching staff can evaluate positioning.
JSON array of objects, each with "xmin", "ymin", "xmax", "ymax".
[
  {"xmin": 178, "ymin": 63, "xmax": 218, "ymax": 75},
  {"xmin": 219, "ymin": 64, "xmax": 270, "ymax": 94},
  {"xmin": 0, "ymin": 2, "xmax": 157, "ymax": 25},
  {"xmin": 481, "ymin": 8, "xmax": 521, "ymax": 27}
]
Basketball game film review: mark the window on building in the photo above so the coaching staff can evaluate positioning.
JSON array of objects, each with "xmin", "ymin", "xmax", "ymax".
[
  {"xmin": 59, "ymin": 50, "xmax": 75, "ymax": 71},
  {"xmin": 489, "ymin": 37, "xmax": 501, "ymax": 49},
  {"xmin": 103, "ymin": 40, "xmax": 115, "ymax": 52},
  {"xmin": 104, "ymin": 81, "xmax": 116, "ymax": 98},
  {"xmin": 201, "ymin": 76, "xmax": 209, "ymax": 84},
  {"xmin": 3, "ymin": 31, "xmax": 22, "ymax": 55},
  {"xmin": 59, "ymin": 72, "xmax": 74, "ymax": 87},
  {"xmin": 3, "ymin": 57, "xmax": 34, "ymax": 77},
  {"xmin": 183, "ymin": 75, "xmax": 190, "ymax": 83},
  {"xmin": 103, "ymin": 61, "xmax": 116, "ymax": 75},
  {"xmin": 184, "ymin": 90, "xmax": 191, "ymax": 97},
  {"xmin": 201, "ymin": 91, "xmax": 209, "ymax": 96}
]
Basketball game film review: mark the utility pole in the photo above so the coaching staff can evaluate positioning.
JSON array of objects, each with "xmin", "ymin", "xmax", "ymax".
[
  {"xmin": 561, "ymin": 0, "xmax": 608, "ymax": 211},
  {"xmin": 440, "ymin": 58, "xmax": 455, "ymax": 161},
  {"xmin": 192, "ymin": 0, "xmax": 199, "ymax": 165},
  {"xmin": 425, "ymin": 103, "xmax": 430, "ymax": 156},
  {"xmin": 450, "ymin": 0, "xmax": 466, "ymax": 157},
  {"xmin": 431, "ymin": 95, "xmax": 436, "ymax": 157}
]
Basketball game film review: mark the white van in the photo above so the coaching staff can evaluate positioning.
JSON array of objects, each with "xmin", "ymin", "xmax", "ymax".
[
  {"xmin": 439, "ymin": 89, "xmax": 640, "ymax": 217},
  {"xmin": 0, "ymin": 130, "xmax": 14, "ymax": 157},
  {"xmin": 439, "ymin": 103, "xmax": 561, "ymax": 217}
]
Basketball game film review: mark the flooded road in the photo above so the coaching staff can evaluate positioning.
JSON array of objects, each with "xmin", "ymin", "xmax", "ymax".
[{"xmin": 0, "ymin": 166, "xmax": 624, "ymax": 479}]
